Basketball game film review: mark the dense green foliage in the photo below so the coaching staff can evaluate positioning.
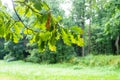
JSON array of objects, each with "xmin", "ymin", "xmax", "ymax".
[
  {"xmin": 88, "ymin": 0, "xmax": 120, "ymax": 54},
  {"xmin": 25, "ymin": 39, "xmax": 77, "ymax": 63}
]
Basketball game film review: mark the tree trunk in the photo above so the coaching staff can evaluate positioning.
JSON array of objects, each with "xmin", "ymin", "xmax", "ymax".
[
  {"xmin": 111, "ymin": 39, "xmax": 116, "ymax": 54},
  {"xmin": 88, "ymin": 0, "xmax": 91, "ymax": 54},
  {"xmin": 115, "ymin": 35, "xmax": 119, "ymax": 55},
  {"xmin": 82, "ymin": 21, "xmax": 85, "ymax": 56},
  {"xmin": 81, "ymin": 0, "xmax": 85, "ymax": 56},
  {"xmin": 88, "ymin": 21, "xmax": 91, "ymax": 54}
]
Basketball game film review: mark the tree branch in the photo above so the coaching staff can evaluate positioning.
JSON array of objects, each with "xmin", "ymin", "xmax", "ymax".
[
  {"xmin": 14, "ymin": 0, "xmax": 42, "ymax": 15},
  {"xmin": 11, "ymin": 0, "xmax": 38, "ymax": 33}
]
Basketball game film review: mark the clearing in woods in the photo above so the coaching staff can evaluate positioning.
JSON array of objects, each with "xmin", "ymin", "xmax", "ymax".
[{"xmin": 0, "ymin": 60, "xmax": 120, "ymax": 80}]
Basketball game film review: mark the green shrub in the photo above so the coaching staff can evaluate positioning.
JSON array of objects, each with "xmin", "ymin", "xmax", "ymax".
[
  {"xmin": 3, "ymin": 40, "xmax": 28, "ymax": 60},
  {"xmin": 72, "ymin": 55, "xmax": 120, "ymax": 67},
  {"xmin": 4, "ymin": 53, "xmax": 17, "ymax": 62},
  {"xmin": 25, "ymin": 55, "xmax": 41, "ymax": 63},
  {"xmin": 0, "ymin": 38, "xmax": 8, "ymax": 59},
  {"xmin": 25, "ymin": 49, "xmax": 41, "ymax": 63},
  {"xmin": 26, "ymin": 40, "xmax": 77, "ymax": 63}
]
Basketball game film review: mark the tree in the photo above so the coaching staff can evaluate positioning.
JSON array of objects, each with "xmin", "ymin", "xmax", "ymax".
[
  {"xmin": 72, "ymin": 0, "xmax": 86, "ymax": 56},
  {"xmin": 104, "ymin": 0, "xmax": 120, "ymax": 54},
  {"xmin": 0, "ymin": 0, "xmax": 84, "ymax": 52},
  {"xmin": 86, "ymin": 0, "xmax": 120, "ymax": 55}
]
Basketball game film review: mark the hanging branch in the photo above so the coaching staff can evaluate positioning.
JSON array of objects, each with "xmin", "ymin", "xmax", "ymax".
[
  {"xmin": 14, "ymin": 0, "xmax": 42, "ymax": 15},
  {"xmin": 11, "ymin": 0, "xmax": 28, "ymax": 28},
  {"xmin": 11, "ymin": 0, "xmax": 38, "ymax": 33},
  {"xmin": 14, "ymin": 0, "xmax": 51, "ymax": 16}
]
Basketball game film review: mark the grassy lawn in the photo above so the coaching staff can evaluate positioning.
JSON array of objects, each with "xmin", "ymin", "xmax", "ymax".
[{"xmin": 0, "ymin": 59, "xmax": 120, "ymax": 80}]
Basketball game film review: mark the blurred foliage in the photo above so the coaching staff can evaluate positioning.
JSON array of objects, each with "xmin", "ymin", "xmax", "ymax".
[
  {"xmin": 26, "ymin": 39, "xmax": 77, "ymax": 63},
  {"xmin": 3, "ymin": 39, "xmax": 29, "ymax": 61},
  {"xmin": 72, "ymin": 55, "xmax": 120, "ymax": 68}
]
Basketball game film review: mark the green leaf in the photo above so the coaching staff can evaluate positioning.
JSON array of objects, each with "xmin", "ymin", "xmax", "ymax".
[
  {"xmin": 14, "ymin": 24, "xmax": 20, "ymax": 33},
  {"xmin": 13, "ymin": 34, "xmax": 19, "ymax": 43},
  {"xmin": 30, "ymin": 36, "xmax": 36, "ymax": 44},
  {"xmin": 61, "ymin": 29, "xmax": 71, "ymax": 45},
  {"xmin": 42, "ymin": 1, "xmax": 50, "ymax": 10},
  {"xmin": 35, "ymin": 34, "xmax": 40, "ymax": 42},
  {"xmin": 24, "ymin": 29, "xmax": 33, "ymax": 34},
  {"xmin": 70, "ymin": 26, "xmax": 83, "ymax": 34},
  {"xmin": 55, "ymin": 32, "xmax": 60, "ymax": 40},
  {"xmin": 70, "ymin": 35, "xmax": 76, "ymax": 44},
  {"xmin": 76, "ymin": 35, "xmax": 84, "ymax": 46},
  {"xmin": 17, "ymin": 7, "xmax": 26, "ymax": 15},
  {"xmin": 26, "ymin": 9, "xmax": 32, "ymax": 17},
  {"xmin": 5, "ymin": 33, "xmax": 11, "ymax": 41},
  {"xmin": 57, "ymin": 16, "xmax": 62, "ymax": 21},
  {"xmin": 38, "ymin": 41, "xmax": 46, "ymax": 52},
  {"xmin": 38, "ymin": 32, "xmax": 51, "ymax": 42},
  {"xmin": 0, "ymin": 26, "xmax": 4, "ymax": 37},
  {"xmin": 48, "ymin": 42, "xmax": 56, "ymax": 51},
  {"xmin": 16, "ymin": 22, "xmax": 24, "ymax": 28},
  {"xmin": 33, "ymin": 1, "xmax": 42, "ymax": 10},
  {"xmin": 25, "ymin": 7, "xmax": 29, "ymax": 16},
  {"xmin": 39, "ymin": 32, "xmax": 48, "ymax": 41}
]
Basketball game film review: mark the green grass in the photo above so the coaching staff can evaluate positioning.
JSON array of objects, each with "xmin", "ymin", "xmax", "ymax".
[{"xmin": 0, "ymin": 55, "xmax": 120, "ymax": 80}]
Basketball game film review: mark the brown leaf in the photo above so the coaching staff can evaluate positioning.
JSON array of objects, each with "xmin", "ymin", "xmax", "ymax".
[{"xmin": 46, "ymin": 12, "xmax": 51, "ymax": 30}]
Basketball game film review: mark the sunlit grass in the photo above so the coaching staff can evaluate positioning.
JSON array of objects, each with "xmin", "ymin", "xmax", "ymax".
[{"xmin": 0, "ymin": 59, "xmax": 120, "ymax": 80}]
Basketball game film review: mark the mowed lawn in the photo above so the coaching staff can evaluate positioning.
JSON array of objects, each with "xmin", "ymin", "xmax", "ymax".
[{"xmin": 0, "ymin": 60, "xmax": 120, "ymax": 80}]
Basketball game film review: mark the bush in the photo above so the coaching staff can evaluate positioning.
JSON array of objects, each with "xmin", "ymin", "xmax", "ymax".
[
  {"xmin": 26, "ymin": 40, "xmax": 77, "ymax": 63},
  {"xmin": 72, "ymin": 55, "xmax": 120, "ymax": 67},
  {"xmin": 25, "ymin": 49, "xmax": 41, "ymax": 63},
  {"xmin": 4, "ymin": 53, "xmax": 17, "ymax": 62},
  {"xmin": 3, "ymin": 40, "xmax": 29, "ymax": 61},
  {"xmin": 0, "ymin": 38, "xmax": 9, "ymax": 59}
]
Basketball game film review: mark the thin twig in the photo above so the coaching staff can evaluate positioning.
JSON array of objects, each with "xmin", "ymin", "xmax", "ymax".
[
  {"xmin": 11, "ymin": 0, "xmax": 38, "ymax": 33},
  {"xmin": 14, "ymin": 0, "xmax": 42, "ymax": 15}
]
